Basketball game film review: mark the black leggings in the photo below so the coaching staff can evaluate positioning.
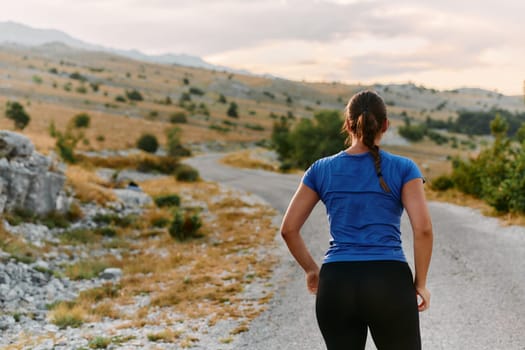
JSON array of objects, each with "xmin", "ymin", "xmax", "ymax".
[{"xmin": 316, "ymin": 261, "xmax": 421, "ymax": 350}]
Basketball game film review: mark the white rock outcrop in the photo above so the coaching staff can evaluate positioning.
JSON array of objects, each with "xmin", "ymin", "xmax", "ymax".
[{"xmin": 0, "ymin": 130, "xmax": 65, "ymax": 215}]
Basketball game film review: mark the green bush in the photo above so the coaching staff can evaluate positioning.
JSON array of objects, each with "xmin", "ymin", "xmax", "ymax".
[
  {"xmin": 272, "ymin": 110, "xmax": 345, "ymax": 169},
  {"xmin": 430, "ymin": 175, "xmax": 454, "ymax": 191},
  {"xmin": 136, "ymin": 134, "xmax": 159, "ymax": 153},
  {"xmin": 154, "ymin": 194, "xmax": 181, "ymax": 207},
  {"xmin": 73, "ymin": 113, "xmax": 91, "ymax": 128},
  {"xmin": 169, "ymin": 112, "xmax": 187, "ymax": 124},
  {"xmin": 95, "ymin": 226, "xmax": 118, "ymax": 237},
  {"xmin": 69, "ymin": 72, "xmax": 86, "ymax": 82},
  {"xmin": 447, "ymin": 114, "xmax": 525, "ymax": 213},
  {"xmin": 189, "ymin": 87, "xmax": 205, "ymax": 96},
  {"xmin": 126, "ymin": 89, "xmax": 144, "ymax": 101},
  {"xmin": 151, "ymin": 217, "xmax": 170, "ymax": 228},
  {"xmin": 227, "ymin": 102, "xmax": 238, "ymax": 118},
  {"xmin": 398, "ymin": 123, "xmax": 426, "ymax": 142},
  {"xmin": 5, "ymin": 101, "xmax": 31, "ymax": 130},
  {"xmin": 115, "ymin": 95, "xmax": 126, "ymax": 102},
  {"xmin": 169, "ymin": 209, "xmax": 202, "ymax": 241},
  {"xmin": 175, "ymin": 164, "xmax": 199, "ymax": 182},
  {"xmin": 136, "ymin": 156, "xmax": 179, "ymax": 174},
  {"xmin": 88, "ymin": 336, "xmax": 111, "ymax": 349}
]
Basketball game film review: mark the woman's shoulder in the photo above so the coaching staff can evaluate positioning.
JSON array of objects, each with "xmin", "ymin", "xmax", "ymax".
[
  {"xmin": 381, "ymin": 149, "xmax": 414, "ymax": 162},
  {"xmin": 311, "ymin": 151, "xmax": 346, "ymax": 166}
]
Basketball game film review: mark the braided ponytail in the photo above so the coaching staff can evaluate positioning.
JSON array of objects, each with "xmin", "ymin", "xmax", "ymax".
[{"xmin": 343, "ymin": 90, "xmax": 391, "ymax": 193}]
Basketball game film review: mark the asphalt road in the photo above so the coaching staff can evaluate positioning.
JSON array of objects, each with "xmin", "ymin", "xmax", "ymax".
[{"xmin": 186, "ymin": 154, "xmax": 525, "ymax": 350}]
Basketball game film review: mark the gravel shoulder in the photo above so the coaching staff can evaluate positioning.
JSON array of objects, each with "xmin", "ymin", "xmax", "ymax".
[{"xmin": 186, "ymin": 153, "xmax": 525, "ymax": 350}]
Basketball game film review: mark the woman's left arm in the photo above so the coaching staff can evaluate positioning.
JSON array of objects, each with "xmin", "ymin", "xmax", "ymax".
[{"xmin": 281, "ymin": 183, "xmax": 321, "ymax": 294}]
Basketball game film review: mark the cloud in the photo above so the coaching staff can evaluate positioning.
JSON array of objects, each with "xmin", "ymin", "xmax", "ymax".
[{"xmin": 1, "ymin": 0, "xmax": 523, "ymax": 93}]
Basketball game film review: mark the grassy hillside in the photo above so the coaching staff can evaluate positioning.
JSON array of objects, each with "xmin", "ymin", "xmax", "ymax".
[{"xmin": 1, "ymin": 43, "xmax": 523, "ymax": 157}]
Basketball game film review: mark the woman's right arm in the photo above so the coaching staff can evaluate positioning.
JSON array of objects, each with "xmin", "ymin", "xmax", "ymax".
[{"xmin": 402, "ymin": 178, "xmax": 433, "ymax": 312}]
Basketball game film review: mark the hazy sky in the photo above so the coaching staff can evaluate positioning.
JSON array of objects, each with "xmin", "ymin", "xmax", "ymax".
[{"xmin": 2, "ymin": 0, "xmax": 524, "ymax": 95}]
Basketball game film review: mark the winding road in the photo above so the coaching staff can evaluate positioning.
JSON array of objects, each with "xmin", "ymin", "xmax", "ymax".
[{"xmin": 186, "ymin": 154, "xmax": 525, "ymax": 350}]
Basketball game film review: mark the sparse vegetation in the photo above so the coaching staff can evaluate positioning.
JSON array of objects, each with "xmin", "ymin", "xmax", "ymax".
[
  {"xmin": 272, "ymin": 110, "xmax": 345, "ymax": 169},
  {"xmin": 169, "ymin": 209, "xmax": 203, "ymax": 241},
  {"xmin": 125, "ymin": 89, "xmax": 144, "ymax": 101},
  {"xmin": 169, "ymin": 111, "xmax": 188, "ymax": 124},
  {"xmin": 136, "ymin": 133, "xmax": 159, "ymax": 153},
  {"xmin": 5, "ymin": 101, "xmax": 31, "ymax": 130},
  {"xmin": 73, "ymin": 113, "xmax": 91, "ymax": 128},
  {"xmin": 227, "ymin": 101, "xmax": 239, "ymax": 118}
]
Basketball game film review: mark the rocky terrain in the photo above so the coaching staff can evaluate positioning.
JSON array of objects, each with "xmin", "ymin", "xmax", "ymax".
[{"xmin": 0, "ymin": 132, "xmax": 278, "ymax": 349}]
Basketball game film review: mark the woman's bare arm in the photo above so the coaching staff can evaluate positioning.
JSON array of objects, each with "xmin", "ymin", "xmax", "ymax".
[
  {"xmin": 402, "ymin": 178, "xmax": 433, "ymax": 311},
  {"xmin": 281, "ymin": 183, "xmax": 320, "ymax": 293}
]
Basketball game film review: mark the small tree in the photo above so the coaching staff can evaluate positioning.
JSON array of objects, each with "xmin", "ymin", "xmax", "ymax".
[
  {"xmin": 137, "ymin": 134, "xmax": 159, "ymax": 153},
  {"xmin": 5, "ymin": 101, "xmax": 31, "ymax": 130},
  {"xmin": 73, "ymin": 113, "xmax": 90, "ymax": 128},
  {"xmin": 227, "ymin": 102, "xmax": 238, "ymax": 118},
  {"xmin": 125, "ymin": 89, "xmax": 144, "ymax": 101},
  {"xmin": 166, "ymin": 127, "xmax": 191, "ymax": 157},
  {"xmin": 49, "ymin": 120, "xmax": 83, "ymax": 163},
  {"xmin": 218, "ymin": 94, "xmax": 227, "ymax": 104},
  {"xmin": 169, "ymin": 112, "xmax": 187, "ymax": 124}
]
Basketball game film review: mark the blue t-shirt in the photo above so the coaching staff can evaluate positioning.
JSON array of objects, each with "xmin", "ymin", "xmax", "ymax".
[{"xmin": 302, "ymin": 150, "xmax": 423, "ymax": 263}]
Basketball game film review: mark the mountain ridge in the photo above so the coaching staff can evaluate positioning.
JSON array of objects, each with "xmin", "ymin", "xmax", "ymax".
[{"xmin": 0, "ymin": 21, "xmax": 245, "ymax": 73}]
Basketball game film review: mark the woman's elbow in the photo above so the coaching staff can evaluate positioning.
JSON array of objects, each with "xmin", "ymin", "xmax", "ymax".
[
  {"xmin": 414, "ymin": 222, "xmax": 433, "ymax": 239},
  {"xmin": 280, "ymin": 225, "xmax": 299, "ymax": 241}
]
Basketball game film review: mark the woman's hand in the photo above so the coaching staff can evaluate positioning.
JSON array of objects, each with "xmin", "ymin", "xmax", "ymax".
[
  {"xmin": 416, "ymin": 285, "xmax": 430, "ymax": 312},
  {"xmin": 306, "ymin": 268, "xmax": 320, "ymax": 294}
]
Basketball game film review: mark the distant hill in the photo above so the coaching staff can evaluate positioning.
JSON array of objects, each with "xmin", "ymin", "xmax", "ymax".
[{"xmin": 0, "ymin": 21, "xmax": 238, "ymax": 72}]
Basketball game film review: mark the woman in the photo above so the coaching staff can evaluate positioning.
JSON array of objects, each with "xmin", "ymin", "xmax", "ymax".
[{"xmin": 281, "ymin": 90, "xmax": 433, "ymax": 350}]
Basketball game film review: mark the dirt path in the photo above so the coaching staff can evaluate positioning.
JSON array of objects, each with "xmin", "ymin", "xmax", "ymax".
[{"xmin": 186, "ymin": 153, "xmax": 525, "ymax": 350}]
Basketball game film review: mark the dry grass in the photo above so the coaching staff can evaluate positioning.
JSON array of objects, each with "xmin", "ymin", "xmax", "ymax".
[
  {"xmin": 425, "ymin": 187, "xmax": 525, "ymax": 226},
  {"xmin": 48, "ymin": 302, "xmax": 88, "ymax": 329},
  {"xmin": 220, "ymin": 148, "xmax": 279, "ymax": 172},
  {"xmin": 0, "ymin": 223, "xmax": 41, "ymax": 263},
  {"xmin": 65, "ymin": 164, "xmax": 116, "ymax": 204},
  {"xmin": 42, "ymin": 176, "xmax": 278, "ymax": 347}
]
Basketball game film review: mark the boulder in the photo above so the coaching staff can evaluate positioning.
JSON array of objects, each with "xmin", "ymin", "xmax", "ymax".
[{"xmin": 0, "ymin": 131, "xmax": 65, "ymax": 215}]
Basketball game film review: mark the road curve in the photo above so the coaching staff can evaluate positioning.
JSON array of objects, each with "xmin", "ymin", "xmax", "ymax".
[{"xmin": 185, "ymin": 154, "xmax": 525, "ymax": 350}]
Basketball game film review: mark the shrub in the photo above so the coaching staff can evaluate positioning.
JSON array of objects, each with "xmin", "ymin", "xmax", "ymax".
[
  {"xmin": 169, "ymin": 209, "xmax": 202, "ymax": 241},
  {"xmin": 169, "ymin": 112, "xmax": 187, "ymax": 124},
  {"xmin": 5, "ymin": 101, "xmax": 31, "ymax": 130},
  {"xmin": 398, "ymin": 123, "xmax": 426, "ymax": 142},
  {"xmin": 136, "ymin": 134, "xmax": 159, "ymax": 153},
  {"xmin": 54, "ymin": 128, "xmax": 82, "ymax": 163},
  {"xmin": 154, "ymin": 194, "xmax": 181, "ymax": 207},
  {"xmin": 125, "ymin": 89, "xmax": 143, "ymax": 101},
  {"xmin": 49, "ymin": 302, "xmax": 85, "ymax": 329},
  {"xmin": 430, "ymin": 175, "xmax": 454, "ymax": 191},
  {"xmin": 115, "ymin": 95, "xmax": 126, "ymax": 102},
  {"xmin": 88, "ymin": 336, "xmax": 111, "ymax": 349},
  {"xmin": 244, "ymin": 123, "xmax": 265, "ymax": 131},
  {"xmin": 96, "ymin": 226, "xmax": 118, "ymax": 237},
  {"xmin": 218, "ymin": 93, "xmax": 227, "ymax": 104},
  {"xmin": 75, "ymin": 85, "xmax": 87, "ymax": 94},
  {"xmin": 69, "ymin": 72, "xmax": 86, "ymax": 82},
  {"xmin": 151, "ymin": 217, "xmax": 170, "ymax": 228},
  {"xmin": 272, "ymin": 110, "xmax": 345, "ymax": 169},
  {"xmin": 166, "ymin": 127, "xmax": 191, "ymax": 157},
  {"xmin": 189, "ymin": 87, "xmax": 205, "ymax": 96},
  {"xmin": 73, "ymin": 113, "xmax": 90, "ymax": 128},
  {"xmin": 175, "ymin": 164, "xmax": 199, "ymax": 182},
  {"xmin": 227, "ymin": 102, "xmax": 239, "ymax": 118}
]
